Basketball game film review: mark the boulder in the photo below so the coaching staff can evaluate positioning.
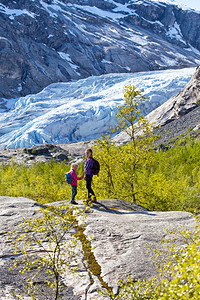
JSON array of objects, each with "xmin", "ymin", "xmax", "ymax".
[
  {"xmin": 0, "ymin": 196, "xmax": 196, "ymax": 299},
  {"xmin": 24, "ymin": 144, "xmax": 57, "ymax": 155},
  {"xmin": 51, "ymin": 152, "xmax": 68, "ymax": 162}
]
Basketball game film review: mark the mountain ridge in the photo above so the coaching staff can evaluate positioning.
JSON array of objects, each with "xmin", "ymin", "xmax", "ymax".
[{"xmin": 0, "ymin": 0, "xmax": 200, "ymax": 104}]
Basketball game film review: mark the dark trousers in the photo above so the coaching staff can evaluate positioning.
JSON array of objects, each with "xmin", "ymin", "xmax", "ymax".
[
  {"xmin": 71, "ymin": 186, "xmax": 77, "ymax": 202},
  {"xmin": 86, "ymin": 174, "xmax": 95, "ymax": 198}
]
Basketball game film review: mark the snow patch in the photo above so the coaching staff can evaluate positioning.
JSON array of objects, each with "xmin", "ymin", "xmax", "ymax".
[
  {"xmin": 58, "ymin": 52, "xmax": 81, "ymax": 74},
  {"xmin": 102, "ymin": 59, "xmax": 112, "ymax": 64},
  {"xmin": 74, "ymin": 4, "xmax": 126, "ymax": 21},
  {"xmin": 166, "ymin": 22, "xmax": 186, "ymax": 44},
  {"xmin": 0, "ymin": 3, "xmax": 36, "ymax": 19}
]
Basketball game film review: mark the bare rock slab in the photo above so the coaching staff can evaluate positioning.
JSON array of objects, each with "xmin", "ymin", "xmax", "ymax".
[
  {"xmin": 0, "ymin": 197, "xmax": 45, "ymax": 300},
  {"xmin": 0, "ymin": 197, "xmax": 196, "ymax": 300},
  {"xmin": 62, "ymin": 199, "xmax": 195, "ymax": 299}
]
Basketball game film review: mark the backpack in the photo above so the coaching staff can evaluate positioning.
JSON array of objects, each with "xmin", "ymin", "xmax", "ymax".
[
  {"xmin": 65, "ymin": 172, "xmax": 72, "ymax": 184},
  {"xmin": 92, "ymin": 158, "xmax": 100, "ymax": 175}
]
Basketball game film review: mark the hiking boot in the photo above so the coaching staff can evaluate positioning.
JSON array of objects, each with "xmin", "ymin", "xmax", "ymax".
[
  {"xmin": 71, "ymin": 201, "xmax": 78, "ymax": 205},
  {"xmin": 92, "ymin": 197, "xmax": 97, "ymax": 203}
]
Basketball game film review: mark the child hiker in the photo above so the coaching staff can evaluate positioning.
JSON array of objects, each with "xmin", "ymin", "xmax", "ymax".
[{"xmin": 70, "ymin": 163, "xmax": 84, "ymax": 205}]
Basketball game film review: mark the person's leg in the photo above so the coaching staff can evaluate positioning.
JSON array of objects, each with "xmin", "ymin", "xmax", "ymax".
[
  {"xmin": 71, "ymin": 186, "xmax": 78, "ymax": 204},
  {"xmin": 86, "ymin": 175, "xmax": 95, "ymax": 199}
]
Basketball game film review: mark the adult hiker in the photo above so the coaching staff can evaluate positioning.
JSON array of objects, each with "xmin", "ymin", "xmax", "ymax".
[{"xmin": 84, "ymin": 148, "xmax": 97, "ymax": 203}]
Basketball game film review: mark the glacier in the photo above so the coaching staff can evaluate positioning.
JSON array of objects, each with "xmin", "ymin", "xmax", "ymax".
[{"xmin": 0, "ymin": 67, "xmax": 195, "ymax": 149}]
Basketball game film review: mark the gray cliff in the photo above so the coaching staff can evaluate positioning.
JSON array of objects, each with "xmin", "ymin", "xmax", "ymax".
[
  {"xmin": 0, "ymin": 0, "xmax": 200, "ymax": 104},
  {"xmin": 114, "ymin": 65, "xmax": 200, "ymax": 144}
]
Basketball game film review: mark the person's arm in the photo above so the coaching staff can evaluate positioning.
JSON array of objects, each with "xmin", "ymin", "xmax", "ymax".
[
  {"xmin": 83, "ymin": 170, "xmax": 86, "ymax": 180},
  {"xmin": 77, "ymin": 173, "xmax": 84, "ymax": 180}
]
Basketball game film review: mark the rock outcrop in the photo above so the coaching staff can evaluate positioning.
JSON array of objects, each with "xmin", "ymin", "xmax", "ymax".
[
  {"xmin": 0, "ymin": 196, "xmax": 196, "ymax": 299},
  {"xmin": 147, "ymin": 66, "xmax": 200, "ymax": 127},
  {"xmin": 0, "ymin": 0, "xmax": 200, "ymax": 104},
  {"xmin": 114, "ymin": 66, "xmax": 200, "ymax": 144},
  {"xmin": 0, "ymin": 140, "xmax": 95, "ymax": 165},
  {"xmin": 0, "ymin": 143, "xmax": 70, "ymax": 165}
]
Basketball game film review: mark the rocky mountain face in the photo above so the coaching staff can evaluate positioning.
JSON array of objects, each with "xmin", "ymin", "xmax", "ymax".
[
  {"xmin": 0, "ymin": 0, "xmax": 200, "ymax": 104},
  {"xmin": 114, "ymin": 65, "xmax": 200, "ymax": 143},
  {"xmin": 147, "ymin": 65, "xmax": 200, "ymax": 126}
]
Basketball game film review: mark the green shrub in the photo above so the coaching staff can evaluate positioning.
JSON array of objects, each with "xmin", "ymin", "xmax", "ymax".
[
  {"xmin": 0, "ymin": 137, "xmax": 199, "ymax": 211},
  {"xmin": 196, "ymin": 99, "xmax": 200, "ymax": 106},
  {"xmin": 0, "ymin": 161, "xmax": 71, "ymax": 203}
]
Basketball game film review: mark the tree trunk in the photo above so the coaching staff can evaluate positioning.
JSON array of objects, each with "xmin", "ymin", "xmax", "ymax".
[{"xmin": 131, "ymin": 180, "xmax": 136, "ymax": 203}]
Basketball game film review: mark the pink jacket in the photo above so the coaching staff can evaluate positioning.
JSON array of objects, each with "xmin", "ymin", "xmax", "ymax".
[{"xmin": 70, "ymin": 169, "xmax": 82, "ymax": 187}]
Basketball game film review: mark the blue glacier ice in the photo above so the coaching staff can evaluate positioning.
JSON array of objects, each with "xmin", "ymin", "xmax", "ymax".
[{"xmin": 0, "ymin": 67, "xmax": 195, "ymax": 148}]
